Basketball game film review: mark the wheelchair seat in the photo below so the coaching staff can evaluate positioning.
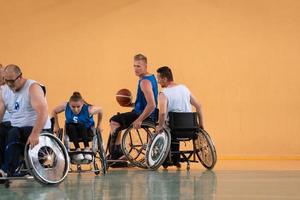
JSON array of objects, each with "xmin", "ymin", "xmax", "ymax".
[{"xmin": 146, "ymin": 112, "xmax": 217, "ymax": 170}]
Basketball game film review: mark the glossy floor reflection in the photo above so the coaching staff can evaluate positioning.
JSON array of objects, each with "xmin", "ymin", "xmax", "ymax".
[{"xmin": 1, "ymin": 161, "xmax": 300, "ymax": 199}]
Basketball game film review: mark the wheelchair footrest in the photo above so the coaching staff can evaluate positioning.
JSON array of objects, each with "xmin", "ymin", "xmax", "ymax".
[
  {"xmin": 12, "ymin": 171, "xmax": 30, "ymax": 177},
  {"xmin": 70, "ymin": 159, "xmax": 93, "ymax": 165},
  {"xmin": 68, "ymin": 151, "xmax": 94, "ymax": 155},
  {"xmin": 0, "ymin": 175, "xmax": 34, "ymax": 180}
]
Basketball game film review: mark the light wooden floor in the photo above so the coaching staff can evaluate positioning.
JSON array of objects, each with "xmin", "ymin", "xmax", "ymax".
[{"xmin": 1, "ymin": 160, "xmax": 300, "ymax": 200}]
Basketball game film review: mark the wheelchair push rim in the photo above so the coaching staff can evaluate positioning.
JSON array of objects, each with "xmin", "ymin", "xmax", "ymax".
[
  {"xmin": 194, "ymin": 129, "xmax": 217, "ymax": 169},
  {"xmin": 25, "ymin": 132, "xmax": 70, "ymax": 185},
  {"xmin": 146, "ymin": 129, "xmax": 171, "ymax": 170}
]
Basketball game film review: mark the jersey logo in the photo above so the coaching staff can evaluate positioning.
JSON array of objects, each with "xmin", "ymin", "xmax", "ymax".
[
  {"xmin": 73, "ymin": 116, "xmax": 78, "ymax": 123},
  {"xmin": 14, "ymin": 102, "xmax": 20, "ymax": 110}
]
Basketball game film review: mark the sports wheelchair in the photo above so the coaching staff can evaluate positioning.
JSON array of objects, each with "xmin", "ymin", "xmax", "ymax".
[
  {"xmin": 61, "ymin": 124, "xmax": 107, "ymax": 175},
  {"xmin": 0, "ymin": 131, "xmax": 69, "ymax": 188},
  {"xmin": 106, "ymin": 117, "xmax": 156, "ymax": 169},
  {"xmin": 146, "ymin": 112, "xmax": 217, "ymax": 170}
]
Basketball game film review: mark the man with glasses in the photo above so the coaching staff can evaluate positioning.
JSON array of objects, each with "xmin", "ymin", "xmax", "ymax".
[{"xmin": 0, "ymin": 64, "xmax": 51, "ymax": 178}]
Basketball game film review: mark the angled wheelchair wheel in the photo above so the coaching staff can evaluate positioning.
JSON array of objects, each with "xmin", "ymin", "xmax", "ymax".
[
  {"xmin": 24, "ymin": 132, "xmax": 70, "ymax": 185},
  {"xmin": 194, "ymin": 129, "xmax": 217, "ymax": 169},
  {"xmin": 93, "ymin": 130, "xmax": 107, "ymax": 175},
  {"xmin": 121, "ymin": 121, "xmax": 155, "ymax": 169},
  {"xmin": 145, "ymin": 129, "xmax": 171, "ymax": 170}
]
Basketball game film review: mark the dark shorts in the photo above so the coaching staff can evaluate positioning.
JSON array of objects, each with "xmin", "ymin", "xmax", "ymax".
[
  {"xmin": 65, "ymin": 123, "xmax": 94, "ymax": 138},
  {"xmin": 110, "ymin": 111, "xmax": 140, "ymax": 130}
]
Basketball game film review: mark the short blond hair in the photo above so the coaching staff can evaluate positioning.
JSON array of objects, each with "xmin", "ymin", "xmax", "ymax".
[{"xmin": 134, "ymin": 54, "xmax": 147, "ymax": 64}]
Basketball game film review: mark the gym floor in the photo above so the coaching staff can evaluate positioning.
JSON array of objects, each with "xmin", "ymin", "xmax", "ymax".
[{"xmin": 1, "ymin": 160, "xmax": 300, "ymax": 200}]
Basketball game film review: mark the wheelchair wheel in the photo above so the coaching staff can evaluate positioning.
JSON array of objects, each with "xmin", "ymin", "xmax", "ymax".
[
  {"xmin": 24, "ymin": 132, "xmax": 69, "ymax": 185},
  {"xmin": 194, "ymin": 129, "xmax": 217, "ymax": 169},
  {"xmin": 121, "ymin": 121, "xmax": 155, "ymax": 169},
  {"xmin": 145, "ymin": 129, "xmax": 171, "ymax": 170},
  {"xmin": 94, "ymin": 130, "xmax": 107, "ymax": 175}
]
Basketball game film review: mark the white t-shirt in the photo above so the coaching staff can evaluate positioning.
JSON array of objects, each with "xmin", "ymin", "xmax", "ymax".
[
  {"xmin": 2, "ymin": 80, "xmax": 51, "ymax": 128},
  {"xmin": 0, "ymin": 85, "xmax": 10, "ymax": 122},
  {"xmin": 2, "ymin": 111, "xmax": 10, "ymax": 122},
  {"xmin": 161, "ymin": 84, "xmax": 192, "ymax": 114}
]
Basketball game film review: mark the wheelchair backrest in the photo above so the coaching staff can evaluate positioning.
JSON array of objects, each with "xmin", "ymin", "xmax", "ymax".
[
  {"xmin": 168, "ymin": 112, "xmax": 199, "ymax": 140},
  {"xmin": 168, "ymin": 112, "xmax": 199, "ymax": 130}
]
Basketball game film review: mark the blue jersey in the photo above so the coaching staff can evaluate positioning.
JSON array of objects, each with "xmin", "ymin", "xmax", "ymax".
[
  {"xmin": 65, "ymin": 103, "xmax": 94, "ymax": 128},
  {"xmin": 134, "ymin": 74, "xmax": 158, "ymax": 120}
]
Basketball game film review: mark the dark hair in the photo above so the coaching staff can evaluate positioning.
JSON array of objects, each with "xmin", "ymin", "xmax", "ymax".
[
  {"xmin": 69, "ymin": 91, "xmax": 91, "ymax": 106},
  {"xmin": 157, "ymin": 66, "xmax": 173, "ymax": 81},
  {"xmin": 69, "ymin": 91, "xmax": 83, "ymax": 102},
  {"xmin": 134, "ymin": 54, "xmax": 147, "ymax": 64}
]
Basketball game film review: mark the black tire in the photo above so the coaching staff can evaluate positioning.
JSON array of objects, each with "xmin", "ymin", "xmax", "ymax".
[
  {"xmin": 121, "ymin": 121, "xmax": 155, "ymax": 169},
  {"xmin": 94, "ymin": 162, "xmax": 100, "ymax": 175},
  {"xmin": 58, "ymin": 128, "xmax": 63, "ymax": 141},
  {"xmin": 194, "ymin": 129, "xmax": 217, "ymax": 169},
  {"xmin": 96, "ymin": 130, "xmax": 107, "ymax": 175}
]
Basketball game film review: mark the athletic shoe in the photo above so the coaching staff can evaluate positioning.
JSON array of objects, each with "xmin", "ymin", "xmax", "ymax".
[
  {"xmin": 72, "ymin": 148, "xmax": 84, "ymax": 162},
  {"xmin": 84, "ymin": 147, "xmax": 93, "ymax": 161}
]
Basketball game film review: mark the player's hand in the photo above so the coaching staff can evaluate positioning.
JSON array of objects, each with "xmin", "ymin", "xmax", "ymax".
[
  {"xmin": 26, "ymin": 132, "xmax": 39, "ymax": 148},
  {"xmin": 155, "ymin": 125, "xmax": 163, "ymax": 133},
  {"xmin": 133, "ymin": 119, "xmax": 142, "ymax": 129},
  {"xmin": 53, "ymin": 125, "xmax": 60, "ymax": 136},
  {"xmin": 199, "ymin": 124, "xmax": 204, "ymax": 130}
]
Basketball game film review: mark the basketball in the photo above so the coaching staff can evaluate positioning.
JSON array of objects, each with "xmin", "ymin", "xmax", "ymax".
[{"xmin": 116, "ymin": 88, "xmax": 132, "ymax": 107}]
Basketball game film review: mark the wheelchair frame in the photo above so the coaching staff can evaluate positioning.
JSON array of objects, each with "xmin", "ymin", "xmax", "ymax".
[
  {"xmin": 61, "ymin": 125, "xmax": 107, "ymax": 175},
  {"xmin": 146, "ymin": 112, "xmax": 217, "ymax": 170}
]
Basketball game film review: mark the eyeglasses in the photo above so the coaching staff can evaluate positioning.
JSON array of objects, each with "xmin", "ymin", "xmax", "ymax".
[{"xmin": 4, "ymin": 73, "xmax": 22, "ymax": 85}]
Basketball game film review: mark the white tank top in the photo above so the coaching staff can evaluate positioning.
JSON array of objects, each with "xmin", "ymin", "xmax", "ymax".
[
  {"xmin": 2, "ymin": 80, "xmax": 51, "ymax": 128},
  {"xmin": 161, "ymin": 84, "xmax": 192, "ymax": 114},
  {"xmin": 0, "ymin": 86, "xmax": 10, "ymax": 122}
]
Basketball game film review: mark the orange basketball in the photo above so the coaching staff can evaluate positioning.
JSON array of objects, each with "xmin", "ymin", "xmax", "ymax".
[{"xmin": 116, "ymin": 88, "xmax": 132, "ymax": 107}]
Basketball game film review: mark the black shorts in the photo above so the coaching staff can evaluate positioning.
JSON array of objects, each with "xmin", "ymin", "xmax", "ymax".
[{"xmin": 110, "ymin": 111, "xmax": 140, "ymax": 130}]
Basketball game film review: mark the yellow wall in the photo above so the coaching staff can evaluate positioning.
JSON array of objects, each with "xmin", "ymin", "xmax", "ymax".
[{"xmin": 1, "ymin": 0, "xmax": 300, "ymax": 159}]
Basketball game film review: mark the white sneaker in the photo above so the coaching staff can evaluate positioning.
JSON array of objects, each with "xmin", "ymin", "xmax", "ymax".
[
  {"xmin": 72, "ymin": 148, "xmax": 84, "ymax": 162},
  {"xmin": 84, "ymin": 147, "xmax": 93, "ymax": 161}
]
